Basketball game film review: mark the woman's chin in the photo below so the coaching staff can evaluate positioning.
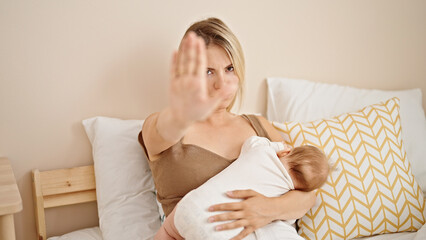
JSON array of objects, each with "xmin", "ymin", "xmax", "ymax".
[{"xmin": 221, "ymin": 101, "xmax": 234, "ymax": 110}]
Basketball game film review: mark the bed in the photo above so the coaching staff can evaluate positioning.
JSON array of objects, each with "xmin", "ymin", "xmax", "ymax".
[{"xmin": 32, "ymin": 77, "xmax": 426, "ymax": 240}]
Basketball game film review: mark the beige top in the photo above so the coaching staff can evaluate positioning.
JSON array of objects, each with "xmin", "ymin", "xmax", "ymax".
[{"xmin": 138, "ymin": 114, "xmax": 271, "ymax": 216}]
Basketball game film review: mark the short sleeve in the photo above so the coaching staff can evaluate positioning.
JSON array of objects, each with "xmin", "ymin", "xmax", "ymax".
[{"xmin": 240, "ymin": 136, "xmax": 285, "ymax": 154}]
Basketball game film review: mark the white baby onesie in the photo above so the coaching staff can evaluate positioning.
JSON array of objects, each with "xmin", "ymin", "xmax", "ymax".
[{"xmin": 174, "ymin": 136, "xmax": 303, "ymax": 240}]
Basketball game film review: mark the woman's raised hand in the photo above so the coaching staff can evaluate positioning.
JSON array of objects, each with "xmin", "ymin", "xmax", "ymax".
[{"xmin": 168, "ymin": 32, "xmax": 227, "ymax": 125}]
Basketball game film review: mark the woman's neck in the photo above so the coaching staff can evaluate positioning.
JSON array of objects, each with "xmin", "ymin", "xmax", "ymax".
[{"xmin": 203, "ymin": 109, "xmax": 235, "ymax": 126}]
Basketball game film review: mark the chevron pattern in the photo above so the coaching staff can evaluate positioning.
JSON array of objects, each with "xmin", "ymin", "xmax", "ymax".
[{"xmin": 273, "ymin": 98, "xmax": 425, "ymax": 239}]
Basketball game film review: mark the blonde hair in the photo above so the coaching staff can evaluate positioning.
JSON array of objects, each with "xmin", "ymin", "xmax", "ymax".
[
  {"xmin": 183, "ymin": 18, "xmax": 245, "ymax": 111},
  {"xmin": 286, "ymin": 145, "xmax": 330, "ymax": 192}
]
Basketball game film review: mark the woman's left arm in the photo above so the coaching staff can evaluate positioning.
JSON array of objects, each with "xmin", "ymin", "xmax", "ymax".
[{"xmin": 207, "ymin": 116, "xmax": 316, "ymax": 240}]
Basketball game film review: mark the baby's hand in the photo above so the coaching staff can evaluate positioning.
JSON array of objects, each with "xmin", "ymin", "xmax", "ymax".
[
  {"xmin": 282, "ymin": 142, "xmax": 292, "ymax": 151},
  {"xmin": 277, "ymin": 143, "xmax": 292, "ymax": 158}
]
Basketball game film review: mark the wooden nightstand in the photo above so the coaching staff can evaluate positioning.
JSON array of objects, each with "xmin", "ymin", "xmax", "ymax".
[{"xmin": 0, "ymin": 157, "xmax": 23, "ymax": 240}]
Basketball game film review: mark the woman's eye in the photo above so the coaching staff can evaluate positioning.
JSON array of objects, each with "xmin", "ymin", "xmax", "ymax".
[
  {"xmin": 207, "ymin": 69, "xmax": 212, "ymax": 75},
  {"xmin": 227, "ymin": 66, "xmax": 234, "ymax": 72}
]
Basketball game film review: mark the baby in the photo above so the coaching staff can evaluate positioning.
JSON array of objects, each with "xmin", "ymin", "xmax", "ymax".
[{"xmin": 155, "ymin": 136, "xmax": 329, "ymax": 240}]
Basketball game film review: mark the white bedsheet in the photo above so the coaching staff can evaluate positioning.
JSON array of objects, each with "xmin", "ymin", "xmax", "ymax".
[
  {"xmin": 47, "ymin": 223, "xmax": 426, "ymax": 240},
  {"xmin": 47, "ymin": 227, "xmax": 102, "ymax": 240},
  {"xmin": 414, "ymin": 224, "xmax": 426, "ymax": 240},
  {"xmin": 355, "ymin": 224, "xmax": 426, "ymax": 240},
  {"xmin": 47, "ymin": 200, "xmax": 426, "ymax": 240}
]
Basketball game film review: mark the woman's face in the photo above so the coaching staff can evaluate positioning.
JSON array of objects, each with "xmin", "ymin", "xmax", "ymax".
[{"xmin": 205, "ymin": 44, "xmax": 239, "ymax": 110}]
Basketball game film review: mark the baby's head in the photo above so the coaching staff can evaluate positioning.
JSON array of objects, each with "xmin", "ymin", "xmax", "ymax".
[{"xmin": 278, "ymin": 145, "xmax": 329, "ymax": 192}]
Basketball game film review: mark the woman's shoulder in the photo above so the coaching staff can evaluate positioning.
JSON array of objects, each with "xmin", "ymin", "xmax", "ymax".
[
  {"xmin": 142, "ymin": 112, "xmax": 160, "ymax": 140},
  {"xmin": 251, "ymin": 115, "xmax": 283, "ymax": 142},
  {"xmin": 141, "ymin": 111, "xmax": 180, "ymax": 161}
]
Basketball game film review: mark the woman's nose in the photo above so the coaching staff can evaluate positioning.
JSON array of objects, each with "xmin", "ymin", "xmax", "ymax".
[{"xmin": 213, "ymin": 73, "xmax": 225, "ymax": 90}]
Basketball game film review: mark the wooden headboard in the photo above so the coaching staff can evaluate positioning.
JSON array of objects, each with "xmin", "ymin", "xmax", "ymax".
[{"xmin": 31, "ymin": 165, "xmax": 96, "ymax": 240}]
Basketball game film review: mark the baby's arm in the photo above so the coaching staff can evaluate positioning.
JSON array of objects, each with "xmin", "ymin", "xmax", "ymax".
[
  {"xmin": 154, "ymin": 207, "xmax": 184, "ymax": 240},
  {"xmin": 241, "ymin": 136, "xmax": 285, "ymax": 154}
]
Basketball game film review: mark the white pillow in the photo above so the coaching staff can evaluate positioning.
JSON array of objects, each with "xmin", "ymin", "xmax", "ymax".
[
  {"xmin": 266, "ymin": 77, "xmax": 426, "ymax": 192},
  {"xmin": 82, "ymin": 117, "xmax": 161, "ymax": 240}
]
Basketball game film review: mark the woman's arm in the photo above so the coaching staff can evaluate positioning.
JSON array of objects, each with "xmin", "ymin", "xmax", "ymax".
[
  {"xmin": 209, "ymin": 189, "xmax": 316, "ymax": 222},
  {"xmin": 208, "ymin": 183, "xmax": 316, "ymax": 240},
  {"xmin": 263, "ymin": 190, "xmax": 316, "ymax": 221},
  {"xmin": 142, "ymin": 110, "xmax": 190, "ymax": 161}
]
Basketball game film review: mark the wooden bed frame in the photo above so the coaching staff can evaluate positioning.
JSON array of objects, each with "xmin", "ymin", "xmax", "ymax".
[{"xmin": 31, "ymin": 165, "xmax": 97, "ymax": 240}]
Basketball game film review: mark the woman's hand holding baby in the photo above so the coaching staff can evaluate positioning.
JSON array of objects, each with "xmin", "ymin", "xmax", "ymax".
[{"xmin": 208, "ymin": 189, "xmax": 278, "ymax": 240}]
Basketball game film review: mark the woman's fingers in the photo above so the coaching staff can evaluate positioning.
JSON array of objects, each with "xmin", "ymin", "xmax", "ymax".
[
  {"xmin": 226, "ymin": 190, "xmax": 259, "ymax": 199},
  {"xmin": 208, "ymin": 211, "xmax": 244, "ymax": 223},
  {"xmin": 176, "ymin": 35, "xmax": 187, "ymax": 77},
  {"xmin": 214, "ymin": 220, "xmax": 255, "ymax": 240},
  {"xmin": 170, "ymin": 51, "xmax": 178, "ymax": 82},
  {"xmin": 214, "ymin": 219, "xmax": 250, "ymax": 231},
  {"xmin": 207, "ymin": 190, "xmax": 273, "ymax": 240},
  {"xmin": 195, "ymin": 36, "xmax": 207, "ymax": 77},
  {"xmin": 176, "ymin": 32, "xmax": 200, "ymax": 78},
  {"xmin": 230, "ymin": 227, "xmax": 255, "ymax": 240},
  {"xmin": 208, "ymin": 190, "xmax": 258, "ymax": 213},
  {"xmin": 209, "ymin": 201, "xmax": 242, "ymax": 212},
  {"xmin": 184, "ymin": 33, "xmax": 197, "ymax": 75}
]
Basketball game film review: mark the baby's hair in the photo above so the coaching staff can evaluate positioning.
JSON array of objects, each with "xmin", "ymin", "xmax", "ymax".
[{"xmin": 286, "ymin": 145, "xmax": 330, "ymax": 192}]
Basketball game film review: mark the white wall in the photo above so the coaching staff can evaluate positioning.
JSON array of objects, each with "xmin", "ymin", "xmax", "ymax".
[{"xmin": 0, "ymin": 0, "xmax": 425, "ymax": 239}]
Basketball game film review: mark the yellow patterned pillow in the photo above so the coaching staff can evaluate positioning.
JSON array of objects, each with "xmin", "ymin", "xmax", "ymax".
[{"xmin": 273, "ymin": 97, "xmax": 425, "ymax": 239}]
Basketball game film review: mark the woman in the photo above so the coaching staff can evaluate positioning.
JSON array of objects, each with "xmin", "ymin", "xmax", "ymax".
[{"xmin": 139, "ymin": 17, "xmax": 315, "ymax": 240}]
